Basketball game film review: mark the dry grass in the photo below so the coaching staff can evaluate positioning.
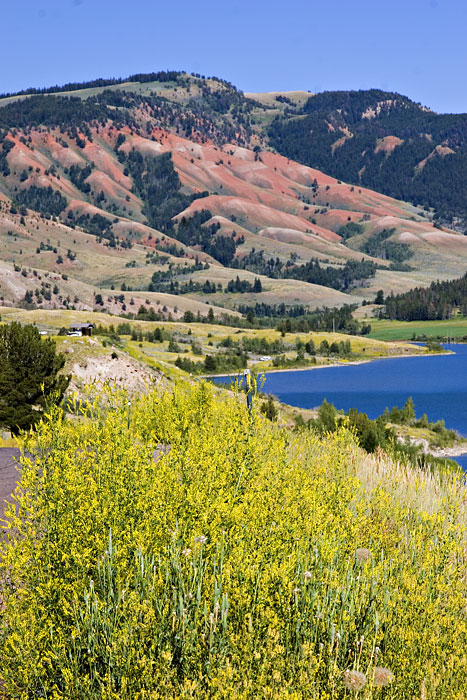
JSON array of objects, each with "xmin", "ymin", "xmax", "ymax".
[{"xmin": 355, "ymin": 444, "xmax": 466, "ymax": 515}]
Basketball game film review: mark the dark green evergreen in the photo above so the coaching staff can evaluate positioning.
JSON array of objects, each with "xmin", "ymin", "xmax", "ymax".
[
  {"xmin": 0, "ymin": 322, "xmax": 70, "ymax": 434},
  {"xmin": 16, "ymin": 185, "xmax": 67, "ymax": 216},
  {"xmin": 67, "ymin": 163, "xmax": 92, "ymax": 193},
  {"xmin": 260, "ymin": 395, "xmax": 278, "ymax": 421},
  {"xmin": 382, "ymin": 272, "xmax": 467, "ymax": 320}
]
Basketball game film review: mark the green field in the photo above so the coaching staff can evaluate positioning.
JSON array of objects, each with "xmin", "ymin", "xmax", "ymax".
[{"xmin": 368, "ymin": 318, "xmax": 467, "ymax": 341}]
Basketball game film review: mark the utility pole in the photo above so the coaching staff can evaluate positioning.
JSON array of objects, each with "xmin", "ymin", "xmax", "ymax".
[{"xmin": 244, "ymin": 369, "xmax": 253, "ymax": 414}]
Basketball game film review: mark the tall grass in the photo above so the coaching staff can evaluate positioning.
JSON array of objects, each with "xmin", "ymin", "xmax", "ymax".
[{"xmin": 1, "ymin": 383, "xmax": 466, "ymax": 698}]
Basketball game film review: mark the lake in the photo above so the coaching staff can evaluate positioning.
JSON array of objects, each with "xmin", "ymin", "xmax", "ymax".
[{"xmin": 212, "ymin": 344, "xmax": 467, "ymax": 470}]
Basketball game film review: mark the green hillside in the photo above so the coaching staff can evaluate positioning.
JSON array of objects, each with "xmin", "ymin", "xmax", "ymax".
[{"xmin": 267, "ymin": 88, "xmax": 467, "ymax": 228}]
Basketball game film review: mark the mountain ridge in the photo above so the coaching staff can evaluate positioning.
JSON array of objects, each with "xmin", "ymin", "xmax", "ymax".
[{"xmin": 0, "ymin": 72, "xmax": 466, "ymax": 320}]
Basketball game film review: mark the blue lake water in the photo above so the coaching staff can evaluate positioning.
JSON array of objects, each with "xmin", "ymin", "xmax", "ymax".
[{"xmin": 212, "ymin": 344, "xmax": 467, "ymax": 470}]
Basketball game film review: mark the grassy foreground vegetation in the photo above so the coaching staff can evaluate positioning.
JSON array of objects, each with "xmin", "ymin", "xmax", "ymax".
[{"xmin": 1, "ymin": 382, "xmax": 467, "ymax": 698}]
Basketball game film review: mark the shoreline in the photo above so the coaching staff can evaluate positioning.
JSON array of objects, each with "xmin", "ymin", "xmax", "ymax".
[
  {"xmin": 202, "ymin": 350, "xmax": 451, "ymax": 379},
  {"xmin": 205, "ymin": 350, "xmax": 467, "ymax": 454},
  {"xmin": 202, "ymin": 361, "xmax": 368, "ymax": 379},
  {"xmin": 430, "ymin": 445, "xmax": 467, "ymax": 458},
  {"xmin": 406, "ymin": 437, "xmax": 467, "ymax": 459}
]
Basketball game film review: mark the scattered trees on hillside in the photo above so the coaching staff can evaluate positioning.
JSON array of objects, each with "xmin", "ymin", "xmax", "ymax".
[
  {"xmin": 268, "ymin": 88, "xmax": 467, "ymax": 222},
  {"xmin": 234, "ymin": 249, "xmax": 377, "ymax": 291}
]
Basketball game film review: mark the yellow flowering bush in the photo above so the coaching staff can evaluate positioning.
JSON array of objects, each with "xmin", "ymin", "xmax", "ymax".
[{"xmin": 1, "ymin": 382, "xmax": 466, "ymax": 698}]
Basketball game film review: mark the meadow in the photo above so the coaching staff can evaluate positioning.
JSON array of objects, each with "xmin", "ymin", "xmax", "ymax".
[
  {"xmin": 368, "ymin": 318, "xmax": 467, "ymax": 341},
  {"xmin": 1, "ymin": 381, "xmax": 466, "ymax": 698}
]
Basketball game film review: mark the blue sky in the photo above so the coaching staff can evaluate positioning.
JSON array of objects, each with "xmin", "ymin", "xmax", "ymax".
[{"xmin": 2, "ymin": 0, "xmax": 466, "ymax": 113}]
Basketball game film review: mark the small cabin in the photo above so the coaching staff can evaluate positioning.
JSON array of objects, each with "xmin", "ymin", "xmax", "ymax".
[{"xmin": 68, "ymin": 323, "xmax": 94, "ymax": 337}]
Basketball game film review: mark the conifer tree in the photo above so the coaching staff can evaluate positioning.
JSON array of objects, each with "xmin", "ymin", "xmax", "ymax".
[{"xmin": 0, "ymin": 322, "xmax": 70, "ymax": 434}]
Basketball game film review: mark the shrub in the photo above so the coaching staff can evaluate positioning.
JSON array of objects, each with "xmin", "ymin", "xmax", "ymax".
[{"xmin": 1, "ymin": 384, "xmax": 466, "ymax": 697}]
